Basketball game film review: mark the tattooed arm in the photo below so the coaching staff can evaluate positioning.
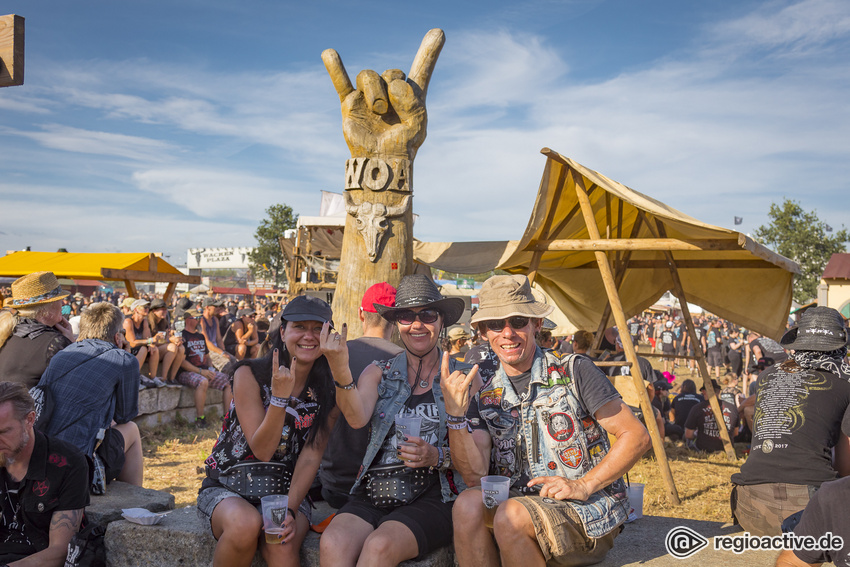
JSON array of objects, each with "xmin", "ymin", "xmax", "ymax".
[{"xmin": 10, "ymin": 508, "xmax": 84, "ymax": 567}]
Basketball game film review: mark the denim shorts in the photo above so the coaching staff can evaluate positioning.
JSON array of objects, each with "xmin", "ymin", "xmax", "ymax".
[{"xmin": 197, "ymin": 485, "xmax": 313, "ymax": 535}]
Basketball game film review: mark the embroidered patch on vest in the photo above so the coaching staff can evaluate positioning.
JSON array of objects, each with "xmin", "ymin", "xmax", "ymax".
[
  {"xmin": 547, "ymin": 461, "xmax": 557, "ymax": 470},
  {"xmin": 558, "ymin": 446, "xmax": 583, "ymax": 468},
  {"xmin": 480, "ymin": 387, "xmax": 503, "ymax": 407},
  {"xmin": 546, "ymin": 413, "xmax": 575, "ymax": 442}
]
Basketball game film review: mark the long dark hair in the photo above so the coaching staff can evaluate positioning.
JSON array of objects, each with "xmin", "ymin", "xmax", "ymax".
[{"xmin": 233, "ymin": 318, "xmax": 334, "ymax": 446}]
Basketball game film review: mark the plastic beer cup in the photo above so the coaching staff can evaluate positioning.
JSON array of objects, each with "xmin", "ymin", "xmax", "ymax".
[
  {"xmin": 261, "ymin": 494, "xmax": 289, "ymax": 544},
  {"xmin": 481, "ymin": 475, "xmax": 510, "ymax": 528}
]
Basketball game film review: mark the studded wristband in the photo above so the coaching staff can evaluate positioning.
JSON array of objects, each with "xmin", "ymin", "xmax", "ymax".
[{"xmin": 334, "ymin": 380, "xmax": 356, "ymax": 390}]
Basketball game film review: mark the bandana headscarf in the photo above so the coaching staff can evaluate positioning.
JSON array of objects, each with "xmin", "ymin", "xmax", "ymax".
[{"xmin": 791, "ymin": 346, "xmax": 850, "ymax": 382}]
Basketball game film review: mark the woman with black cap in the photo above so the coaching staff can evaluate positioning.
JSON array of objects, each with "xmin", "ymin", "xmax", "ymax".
[
  {"xmin": 197, "ymin": 295, "xmax": 339, "ymax": 567},
  {"xmin": 319, "ymin": 274, "xmax": 479, "ymax": 567}
]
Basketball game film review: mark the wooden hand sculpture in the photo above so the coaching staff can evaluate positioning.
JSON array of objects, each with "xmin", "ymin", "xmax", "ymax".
[
  {"xmin": 322, "ymin": 28, "xmax": 445, "ymax": 161},
  {"xmin": 323, "ymin": 29, "xmax": 445, "ymax": 338}
]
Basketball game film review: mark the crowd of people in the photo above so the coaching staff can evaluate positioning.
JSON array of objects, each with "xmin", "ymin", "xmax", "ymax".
[{"xmin": 0, "ymin": 270, "xmax": 848, "ymax": 567}]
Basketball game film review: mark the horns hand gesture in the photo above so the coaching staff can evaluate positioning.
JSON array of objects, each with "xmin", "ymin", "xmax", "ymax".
[{"xmin": 321, "ymin": 29, "xmax": 445, "ymax": 160}]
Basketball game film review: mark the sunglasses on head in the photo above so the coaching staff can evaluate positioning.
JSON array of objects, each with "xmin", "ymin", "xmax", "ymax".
[
  {"xmin": 393, "ymin": 308, "xmax": 441, "ymax": 325},
  {"xmin": 482, "ymin": 316, "xmax": 531, "ymax": 332}
]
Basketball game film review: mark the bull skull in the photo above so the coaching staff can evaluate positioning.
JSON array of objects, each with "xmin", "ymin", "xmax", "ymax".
[{"xmin": 344, "ymin": 193, "xmax": 410, "ymax": 262}]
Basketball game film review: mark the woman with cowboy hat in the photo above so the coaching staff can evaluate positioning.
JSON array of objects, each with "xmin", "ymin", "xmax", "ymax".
[
  {"xmin": 197, "ymin": 295, "xmax": 339, "ymax": 567},
  {"xmin": 0, "ymin": 271, "xmax": 76, "ymax": 388},
  {"xmin": 319, "ymin": 274, "xmax": 479, "ymax": 566}
]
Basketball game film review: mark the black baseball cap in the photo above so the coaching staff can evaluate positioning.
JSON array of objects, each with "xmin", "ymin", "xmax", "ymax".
[{"xmin": 280, "ymin": 295, "xmax": 333, "ymax": 326}]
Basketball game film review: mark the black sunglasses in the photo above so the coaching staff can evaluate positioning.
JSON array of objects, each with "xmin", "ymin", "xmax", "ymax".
[
  {"xmin": 393, "ymin": 308, "xmax": 441, "ymax": 325},
  {"xmin": 482, "ymin": 316, "xmax": 531, "ymax": 332}
]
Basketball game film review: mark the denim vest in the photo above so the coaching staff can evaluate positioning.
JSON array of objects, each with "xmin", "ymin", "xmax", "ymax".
[
  {"xmin": 478, "ymin": 347, "xmax": 628, "ymax": 538},
  {"xmin": 351, "ymin": 350, "xmax": 470, "ymax": 503}
]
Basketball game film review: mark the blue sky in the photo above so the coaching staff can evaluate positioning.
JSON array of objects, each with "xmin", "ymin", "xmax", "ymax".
[{"xmin": 1, "ymin": 0, "xmax": 848, "ymax": 266}]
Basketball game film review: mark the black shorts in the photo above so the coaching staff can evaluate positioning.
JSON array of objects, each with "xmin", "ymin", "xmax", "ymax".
[
  {"xmin": 338, "ymin": 482, "xmax": 453, "ymax": 559},
  {"xmin": 97, "ymin": 427, "xmax": 126, "ymax": 483}
]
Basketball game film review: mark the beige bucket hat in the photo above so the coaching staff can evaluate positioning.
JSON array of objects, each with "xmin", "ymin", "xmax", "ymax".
[{"xmin": 470, "ymin": 275, "xmax": 554, "ymax": 324}]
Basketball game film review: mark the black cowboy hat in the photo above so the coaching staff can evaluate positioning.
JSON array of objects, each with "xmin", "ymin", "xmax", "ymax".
[
  {"xmin": 374, "ymin": 274, "xmax": 464, "ymax": 327},
  {"xmin": 780, "ymin": 306, "xmax": 849, "ymax": 351}
]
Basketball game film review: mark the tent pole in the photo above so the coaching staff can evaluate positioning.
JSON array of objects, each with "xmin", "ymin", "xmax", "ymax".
[
  {"xmin": 163, "ymin": 282, "xmax": 177, "ymax": 303},
  {"xmin": 125, "ymin": 280, "xmax": 137, "ymax": 299},
  {"xmin": 654, "ymin": 222, "xmax": 737, "ymax": 460},
  {"xmin": 591, "ymin": 210, "xmax": 643, "ymax": 355},
  {"xmin": 574, "ymin": 175, "xmax": 681, "ymax": 505}
]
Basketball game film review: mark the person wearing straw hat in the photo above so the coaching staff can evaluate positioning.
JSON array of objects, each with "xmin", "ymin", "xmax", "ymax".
[
  {"xmin": 731, "ymin": 306, "xmax": 850, "ymax": 537},
  {"xmin": 0, "ymin": 272, "xmax": 75, "ymax": 389},
  {"xmin": 443, "ymin": 274, "xmax": 651, "ymax": 567},
  {"xmin": 320, "ymin": 274, "xmax": 476, "ymax": 566}
]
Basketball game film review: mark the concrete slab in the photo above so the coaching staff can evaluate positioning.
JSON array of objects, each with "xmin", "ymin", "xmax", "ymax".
[
  {"xmin": 599, "ymin": 516, "xmax": 781, "ymax": 566},
  {"xmin": 105, "ymin": 501, "xmax": 454, "ymax": 567},
  {"xmin": 87, "ymin": 481, "xmax": 175, "ymax": 526},
  {"xmin": 156, "ymin": 386, "xmax": 182, "ymax": 412},
  {"xmin": 137, "ymin": 388, "xmax": 158, "ymax": 415}
]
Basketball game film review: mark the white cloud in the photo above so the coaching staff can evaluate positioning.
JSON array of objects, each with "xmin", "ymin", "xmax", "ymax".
[
  {"xmin": 709, "ymin": 0, "xmax": 850, "ymax": 56},
  {"xmin": 13, "ymin": 124, "xmax": 182, "ymax": 162}
]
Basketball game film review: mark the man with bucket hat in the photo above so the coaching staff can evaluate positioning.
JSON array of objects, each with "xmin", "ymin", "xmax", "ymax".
[
  {"xmin": 0, "ymin": 272, "xmax": 75, "ymax": 388},
  {"xmin": 443, "ymin": 274, "xmax": 651, "ymax": 567},
  {"xmin": 731, "ymin": 306, "xmax": 850, "ymax": 536}
]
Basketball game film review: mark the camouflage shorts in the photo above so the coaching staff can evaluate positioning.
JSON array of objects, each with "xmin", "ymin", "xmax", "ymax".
[
  {"xmin": 513, "ymin": 494, "xmax": 619, "ymax": 567},
  {"xmin": 731, "ymin": 483, "xmax": 814, "ymax": 537}
]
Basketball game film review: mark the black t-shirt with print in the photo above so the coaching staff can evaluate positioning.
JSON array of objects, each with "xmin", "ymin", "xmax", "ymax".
[
  {"xmin": 684, "ymin": 399, "xmax": 738, "ymax": 452},
  {"xmin": 374, "ymin": 389, "xmax": 440, "ymax": 468},
  {"xmin": 732, "ymin": 364, "xmax": 850, "ymax": 487},
  {"xmin": 0, "ymin": 432, "xmax": 89, "ymax": 558},
  {"xmin": 660, "ymin": 330, "xmax": 675, "ymax": 352},
  {"xmin": 671, "ymin": 393, "xmax": 704, "ymax": 428}
]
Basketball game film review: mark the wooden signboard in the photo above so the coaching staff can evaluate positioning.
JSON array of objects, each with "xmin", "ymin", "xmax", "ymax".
[{"xmin": 0, "ymin": 15, "xmax": 24, "ymax": 87}]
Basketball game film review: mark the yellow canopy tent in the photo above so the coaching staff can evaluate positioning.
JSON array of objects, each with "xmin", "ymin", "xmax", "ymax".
[
  {"xmin": 0, "ymin": 251, "xmax": 199, "ymax": 301},
  {"xmin": 414, "ymin": 148, "xmax": 799, "ymax": 504}
]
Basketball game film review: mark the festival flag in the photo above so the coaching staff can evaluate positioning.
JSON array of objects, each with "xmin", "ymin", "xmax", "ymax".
[
  {"xmin": 734, "ymin": 216, "xmax": 743, "ymax": 225},
  {"xmin": 825, "ymin": 224, "xmax": 833, "ymax": 232}
]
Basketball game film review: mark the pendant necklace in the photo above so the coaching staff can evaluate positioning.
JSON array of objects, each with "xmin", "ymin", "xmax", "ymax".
[{"xmin": 409, "ymin": 348, "xmax": 438, "ymax": 390}]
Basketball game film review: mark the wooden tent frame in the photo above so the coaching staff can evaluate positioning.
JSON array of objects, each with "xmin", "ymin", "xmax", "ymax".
[{"xmin": 525, "ymin": 149, "xmax": 739, "ymax": 505}]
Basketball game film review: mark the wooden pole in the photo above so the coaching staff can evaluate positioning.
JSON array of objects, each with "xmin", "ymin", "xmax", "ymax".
[
  {"xmin": 163, "ymin": 282, "xmax": 177, "ymax": 303},
  {"xmin": 654, "ymin": 221, "xmax": 737, "ymax": 460},
  {"xmin": 574, "ymin": 173, "xmax": 681, "ymax": 505}
]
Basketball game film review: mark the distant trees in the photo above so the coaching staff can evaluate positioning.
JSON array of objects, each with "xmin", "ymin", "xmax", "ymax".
[
  {"xmin": 754, "ymin": 199, "xmax": 848, "ymax": 303},
  {"xmin": 248, "ymin": 204, "xmax": 298, "ymax": 287}
]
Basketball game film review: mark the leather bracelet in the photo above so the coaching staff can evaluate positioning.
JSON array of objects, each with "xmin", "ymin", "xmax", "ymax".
[
  {"xmin": 287, "ymin": 507, "xmax": 297, "ymax": 519},
  {"xmin": 269, "ymin": 395, "xmax": 289, "ymax": 408},
  {"xmin": 334, "ymin": 380, "xmax": 356, "ymax": 390}
]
